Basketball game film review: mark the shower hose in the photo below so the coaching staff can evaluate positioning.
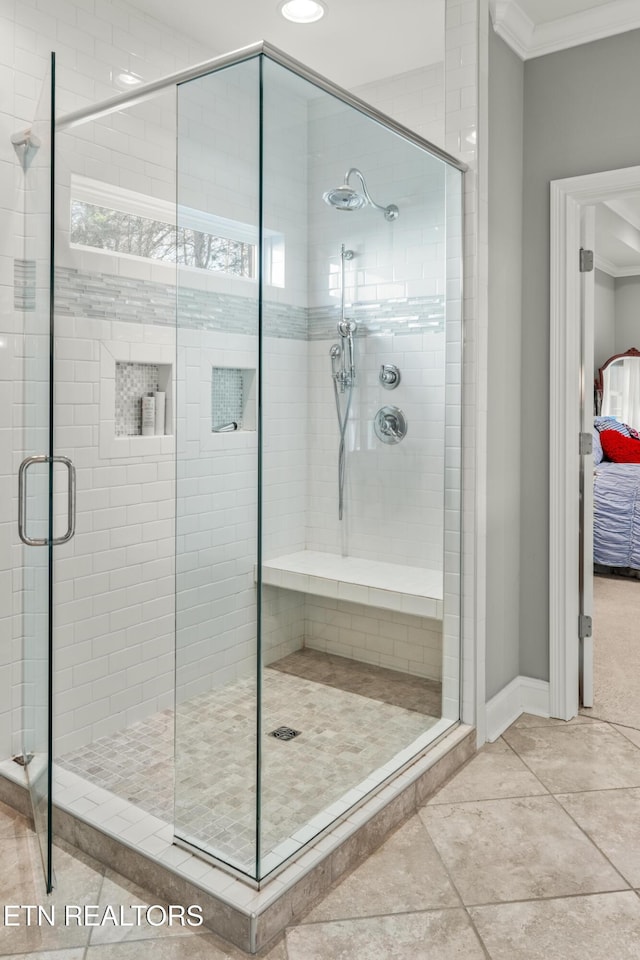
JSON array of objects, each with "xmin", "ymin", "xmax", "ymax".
[{"xmin": 332, "ymin": 374, "xmax": 353, "ymax": 521}]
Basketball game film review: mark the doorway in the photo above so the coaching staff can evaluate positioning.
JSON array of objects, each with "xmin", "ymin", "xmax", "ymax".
[{"xmin": 550, "ymin": 165, "xmax": 640, "ymax": 722}]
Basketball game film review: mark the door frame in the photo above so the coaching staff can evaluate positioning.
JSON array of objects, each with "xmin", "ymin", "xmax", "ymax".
[{"xmin": 549, "ymin": 164, "xmax": 640, "ymax": 719}]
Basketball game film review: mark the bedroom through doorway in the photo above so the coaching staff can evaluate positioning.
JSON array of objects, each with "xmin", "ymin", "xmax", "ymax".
[
  {"xmin": 587, "ymin": 340, "xmax": 640, "ymax": 727},
  {"xmin": 550, "ymin": 165, "xmax": 640, "ymax": 725}
]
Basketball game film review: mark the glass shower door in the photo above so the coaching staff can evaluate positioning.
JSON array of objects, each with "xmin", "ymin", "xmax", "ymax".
[
  {"xmin": 18, "ymin": 54, "xmax": 55, "ymax": 891},
  {"xmin": 174, "ymin": 55, "xmax": 262, "ymax": 879}
]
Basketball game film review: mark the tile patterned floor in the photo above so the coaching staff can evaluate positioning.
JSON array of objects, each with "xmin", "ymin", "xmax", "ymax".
[
  {"xmin": 58, "ymin": 652, "xmax": 440, "ymax": 872},
  {"xmin": 6, "ymin": 713, "xmax": 640, "ymax": 959},
  {"xmin": 270, "ymin": 649, "xmax": 441, "ymax": 716}
]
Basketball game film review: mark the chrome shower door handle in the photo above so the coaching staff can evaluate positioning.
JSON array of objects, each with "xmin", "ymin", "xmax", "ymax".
[
  {"xmin": 18, "ymin": 455, "xmax": 76, "ymax": 546},
  {"xmin": 52, "ymin": 457, "xmax": 76, "ymax": 544}
]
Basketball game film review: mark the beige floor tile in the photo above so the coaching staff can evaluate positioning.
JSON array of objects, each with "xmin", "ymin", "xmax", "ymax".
[
  {"xmin": 426, "ymin": 739, "xmax": 547, "ymax": 805},
  {"xmin": 0, "ymin": 834, "xmax": 104, "ymax": 956},
  {"xmin": 0, "ymin": 835, "xmax": 39, "ymax": 905},
  {"xmin": 87, "ymin": 869, "xmax": 203, "ymax": 945},
  {"xmin": 1, "ymin": 952, "xmax": 85, "ymax": 960},
  {"xmin": 470, "ymin": 891, "xmax": 640, "ymax": 960},
  {"xmin": 0, "ymin": 801, "xmax": 32, "ymax": 840},
  {"xmin": 503, "ymin": 721, "xmax": 640, "ymax": 793},
  {"xmin": 613, "ymin": 723, "xmax": 640, "ymax": 748},
  {"xmin": 286, "ymin": 909, "xmax": 486, "ymax": 960},
  {"xmin": 557, "ymin": 788, "xmax": 640, "ymax": 886},
  {"xmin": 257, "ymin": 940, "xmax": 286, "ymax": 960},
  {"xmin": 509, "ymin": 713, "xmax": 595, "ymax": 730},
  {"xmin": 301, "ymin": 815, "xmax": 459, "ymax": 923},
  {"xmin": 84, "ymin": 933, "xmax": 260, "ymax": 959},
  {"xmin": 419, "ymin": 795, "xmax": 626, "ymax": 905}
]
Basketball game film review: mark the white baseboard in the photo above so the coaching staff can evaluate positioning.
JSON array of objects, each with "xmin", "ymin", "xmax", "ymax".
[{"xmin": 485, "ymin": 675, "xmax": 550, "ymax": 741}]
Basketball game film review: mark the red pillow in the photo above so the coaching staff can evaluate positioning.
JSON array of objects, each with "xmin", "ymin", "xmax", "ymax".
[{"xmin": 599, "ymin": 429, "xmax": 640, "ymax": 463}]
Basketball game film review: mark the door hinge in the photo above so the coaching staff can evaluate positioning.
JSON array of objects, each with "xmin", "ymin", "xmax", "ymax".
[
  {"xmin": 579, "ymin": 432, "xmax": 593, "ymax": 455},
  {"xmin": 579, "ymin": 248, "xmax": 594, "ymax": 272},
  {"xmin": 579, "ymin": 614, "xmax": 592, "ymax": 639}
]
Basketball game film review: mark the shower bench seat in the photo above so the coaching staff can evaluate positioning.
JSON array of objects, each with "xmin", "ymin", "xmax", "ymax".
[{"xmin": 259, "ymin": 550, "xmax": 443, "ymax": 620}]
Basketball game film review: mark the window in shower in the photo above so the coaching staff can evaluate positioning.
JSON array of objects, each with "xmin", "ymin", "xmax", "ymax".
[
  {"xmin": 69, "ymin": 174, "xmax": 285, "ymax": 286},
  {"xmin": 69, "ymin": 175, "xmax": 256, "ymax": 277}
]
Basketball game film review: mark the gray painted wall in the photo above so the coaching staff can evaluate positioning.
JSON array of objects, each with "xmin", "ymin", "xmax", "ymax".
[
  {"xmin": 487, "ymin": 26, "xmax": 523, "ymax": 699},
  {"xmin": 594, "ymin": 269, "xmax": 615, "ymax": 375},
  {"xmin": 521, "ymin": 29, "xmax": 640, "ymax": 680},
  {"xmin": 615, "ymin": 276, "xmax": 640, "ymax": 355}
]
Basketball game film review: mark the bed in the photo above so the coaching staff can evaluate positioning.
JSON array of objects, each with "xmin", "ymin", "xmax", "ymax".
[
  {"xmin": 594, "ymin": 461, "xmax": 640, "ymax": 569},
  {"xmin": 593, "ymin": 348, "xmax": 640, "ymax": 573}
]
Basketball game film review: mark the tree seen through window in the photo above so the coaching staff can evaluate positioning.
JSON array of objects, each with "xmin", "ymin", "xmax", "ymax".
[{"xmin": 70, "ymin": 200, "xmax": 255, "ymax": 278}]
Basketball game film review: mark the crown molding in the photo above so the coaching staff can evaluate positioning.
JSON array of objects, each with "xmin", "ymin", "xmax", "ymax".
[
  {"xmin": 490, "ymin": 0, "xmax": 640, "ymax": 61},
  {"xmin": 605, "ymin": 198, "xmax": 640, "ymax": 234},
  {"xmin": 594, "ymin": 253, "xmax": 640, "ymax": 278},
  {"xmin": 490, "ymin": 1, "xmax": 534, "ymax": 59}
]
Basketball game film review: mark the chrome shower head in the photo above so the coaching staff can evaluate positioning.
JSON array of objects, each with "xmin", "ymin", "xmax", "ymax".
[
  {"xmin": 323, "ymin": 167, "xmax": 399, "ymax": 220},
  {"xmin": 323, "ymin": 183, "xmax": 367, "ymax": 211}
]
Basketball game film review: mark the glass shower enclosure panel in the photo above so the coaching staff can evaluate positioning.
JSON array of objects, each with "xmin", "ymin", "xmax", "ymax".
[
  {"xmin": 174, "ymin": 45, "xmax": 463, "ymax": 884},
  {"xmin": 259, "ymin": 57, "xmax": 458, "ymax": 874},
  {"xmin": 175, "ymin": 57, "xmax": 262, "ymax": 878},
  {"xmin": 18, "ymin": 55, "xmax": 55, "ymax": 891}
]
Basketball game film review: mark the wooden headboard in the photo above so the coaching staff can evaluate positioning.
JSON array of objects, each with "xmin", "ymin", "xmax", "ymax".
[{"xmin": 595, "ymin": 347, "xmax": 640, "ymax": 415}]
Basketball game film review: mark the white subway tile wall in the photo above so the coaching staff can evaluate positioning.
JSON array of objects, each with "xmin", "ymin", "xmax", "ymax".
[
  {"xmin": 0, "ymin": 0, "xmax": 471, "ymax": 768},
  {"xmin": 304, "ymin": 596, "xmax": 443, "ymax": 680},
  {"xmin": 354, "ymin": 63, "xmax": 445, "ymax": 146},
  {"xmin": 445, "ymin": 0, "xmax": 480, "ymax": 728},
  {"xmin": 1, "ymin": 0, "xmax": 212, "ymax": 760}
]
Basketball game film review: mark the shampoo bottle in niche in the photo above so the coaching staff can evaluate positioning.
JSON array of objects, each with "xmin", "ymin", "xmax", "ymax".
[
  {"xmin": 141, "ymin": 393, "xmax": 156, "ymax": 436},
  {"xmin": 154, "ymin": 391, "xmax": 166, "ymax": 435}
]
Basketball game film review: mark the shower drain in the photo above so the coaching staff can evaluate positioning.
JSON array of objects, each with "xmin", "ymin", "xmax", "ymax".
[{"xmin": 269, "ymin": 726, "xmax": 301, "ymax": 741}]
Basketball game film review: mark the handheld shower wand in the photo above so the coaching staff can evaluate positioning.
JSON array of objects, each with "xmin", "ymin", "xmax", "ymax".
[{"xmin": 329, "ymin": 245, "xmax": 357, "ymax": 520}]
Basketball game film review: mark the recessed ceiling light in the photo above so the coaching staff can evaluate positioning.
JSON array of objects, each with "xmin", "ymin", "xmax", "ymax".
[{"xmin": 279, "ymin": 0, "xmax": 326, "ymax": 23}]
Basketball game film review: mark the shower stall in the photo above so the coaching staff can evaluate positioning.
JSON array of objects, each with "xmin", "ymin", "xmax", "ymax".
[{"xmin": 13, "ymin": 42, "xmax": 464, "ymax": 907}]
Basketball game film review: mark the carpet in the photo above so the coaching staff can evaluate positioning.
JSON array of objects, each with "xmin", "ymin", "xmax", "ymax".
[{"xmin": 580, "ymin": 574, "xmax": 640, "ymax": 730}]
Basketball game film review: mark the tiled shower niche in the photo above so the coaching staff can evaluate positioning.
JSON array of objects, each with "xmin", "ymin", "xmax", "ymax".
[
  {"xmin": 115, "ymin": 361, "xmax": 172, "ymax": 436},
  {"xmin": 211, "ymin": 366, "xmax": 256, "ymax": 432}
]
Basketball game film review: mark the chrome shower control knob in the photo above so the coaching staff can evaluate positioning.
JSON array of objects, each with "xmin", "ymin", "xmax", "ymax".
[
  {"xmin": 379, "ymin": 363, "xmax": 400, "ymax": 389},
  {"xmin": 374, "ymin": 405, "xmax": 407, "ymax": 444}
]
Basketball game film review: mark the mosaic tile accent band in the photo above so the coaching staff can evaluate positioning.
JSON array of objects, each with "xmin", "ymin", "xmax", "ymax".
[
  {"xmin": 115, "ymin": 361, "xmax": 160, "ymax": 436},
  {"xmin": 308, "ymin": 297, "xmax": 445, "ymax": 338},
  {"xmin": 53, "ymin": 266, "xmax": 307, "ymax": 338},
  {"xmin": 14, "ymin": 259, "xmax": 36, "ymax": 311},
  {"xmin": 51, "ymin": 266, "xmax": 444, "ymax": 337}
]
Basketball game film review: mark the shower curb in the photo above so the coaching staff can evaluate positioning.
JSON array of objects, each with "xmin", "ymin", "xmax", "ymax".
[{"xmin": 0, "ymin": 725, "xmax": 475, "ymax": 954}]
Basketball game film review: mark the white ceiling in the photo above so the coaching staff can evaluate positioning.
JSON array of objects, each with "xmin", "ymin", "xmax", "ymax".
[
  {"xmin": 127, "ymin": 1, "xmax": 640, "ymax": 85},
  {"xmin": 128, "ymin": 0, "xmax": 444, "ymax": 89}
]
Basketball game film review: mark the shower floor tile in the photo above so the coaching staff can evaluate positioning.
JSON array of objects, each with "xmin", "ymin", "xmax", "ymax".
[
  {"xmin": 57, "ymin": 652, "xmax": 441, "ymax": 874},
  {"xmin": 271, "ymin": 648, "xmax": 441, "ymax": 715}
]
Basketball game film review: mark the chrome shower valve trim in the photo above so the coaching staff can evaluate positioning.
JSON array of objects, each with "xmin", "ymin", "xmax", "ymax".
[{"xmin": 379, "ymin": 363, "xmax": 401, "ymax": 389}]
